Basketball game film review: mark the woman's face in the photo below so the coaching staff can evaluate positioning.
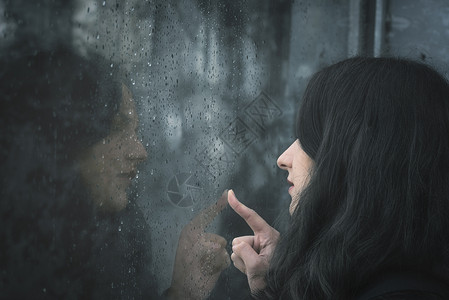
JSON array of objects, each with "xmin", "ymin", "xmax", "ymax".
[
  {"xmin": 277, "ymin": 139, "xmax": 313, "ymax": 214},
  {"xmin": 79, "ymin": 84, "xmax": 148, "ymax": 212}
]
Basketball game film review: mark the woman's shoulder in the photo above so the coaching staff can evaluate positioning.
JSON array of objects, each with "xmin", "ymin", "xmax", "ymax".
[{"xmin": 356, "ymin": 271, "xmax": 449, "ymax": 300}]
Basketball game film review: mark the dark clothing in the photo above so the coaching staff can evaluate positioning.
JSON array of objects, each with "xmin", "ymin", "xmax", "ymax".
[{"xmin": 356, "ymin": 271, "xmax": 449, "ymax": 300}]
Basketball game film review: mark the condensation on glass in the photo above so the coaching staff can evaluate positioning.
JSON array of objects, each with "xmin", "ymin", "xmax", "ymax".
[{"xmin": 1, "ymin": 0, "xmax": 448, "ymax": 299}]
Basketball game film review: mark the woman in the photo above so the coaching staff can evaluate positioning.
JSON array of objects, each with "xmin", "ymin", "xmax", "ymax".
[
  {"xmin": 229, "ymin": 57, "xmax": 449, "ymax": 299},
  {"xmin": 0, "ymin": 44, "xmax": 229, "ymax": 299},
  {"xmin": 0, "ymin": 44, "xmax": 152, "ymax": 298}
]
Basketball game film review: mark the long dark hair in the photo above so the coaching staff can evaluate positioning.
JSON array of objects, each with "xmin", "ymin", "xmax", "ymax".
[
  {"xmin": 0, "ymin": 45, "xmax": 124, "ymax": 219},
  {"xmin": 262, "ymin": 57, "xmax": 449, "ymax": 299},
  {"xmin": 1, "ymin": 45, "xmax": 122, "ymax": 153}
]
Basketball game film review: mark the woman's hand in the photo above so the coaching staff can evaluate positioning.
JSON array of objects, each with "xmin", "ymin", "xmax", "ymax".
[
  {"xmin": 228, "ymin": 190, "xmax": 280, "ymax": 295},
  {"xmin": 166, "ymin": 190, "xmax": 230, "ymax": 300}
]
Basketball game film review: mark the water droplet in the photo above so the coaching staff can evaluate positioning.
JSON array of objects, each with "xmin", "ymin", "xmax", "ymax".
[
  {"xmin": 102, "ymin": 1, "xmax": 106, "ymax": 6},
  {"xmin": 110, "ymin": 63, "xmax": 114, "ymax": 68},
  {"xmin": 96, "ymin": 34, "xmax": 99, "ymax": 39},
  {"xmin": 118, "ymin": 226, "xmax": 122, "ymax": 232}
]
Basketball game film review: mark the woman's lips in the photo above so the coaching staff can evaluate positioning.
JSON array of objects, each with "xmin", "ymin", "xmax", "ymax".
[{"xmin": 287, "ymin": 179, "xmax": 294, "ymax": 193}]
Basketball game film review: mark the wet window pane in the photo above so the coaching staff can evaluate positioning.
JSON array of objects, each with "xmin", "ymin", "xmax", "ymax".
[{"xmin": 2, "ymin": 0, "xmax": 447, "ymax": 299}]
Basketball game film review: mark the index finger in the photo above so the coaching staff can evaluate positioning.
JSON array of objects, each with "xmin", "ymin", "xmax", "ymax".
[
  {"xmin": 188, "ymin": 189, "xmax": 228, "ymax": 230},
  {"xmin": 227, "ymin": 189, "xmax": 270, "ymax": 234}
]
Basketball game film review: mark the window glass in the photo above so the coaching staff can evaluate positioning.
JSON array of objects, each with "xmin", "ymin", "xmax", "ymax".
[{"xmin": 5, "ymin": 0, "xmax": 448, "ymax": 299}]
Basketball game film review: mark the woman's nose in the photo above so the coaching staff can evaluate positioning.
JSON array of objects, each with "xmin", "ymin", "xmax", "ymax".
[
  {"xmin": 277, "ymin": 141, "xmax": 294, "ymax": 170},
  {"xmin": 128, "ymin": 137, "xmax": 148, "ymax": 162}
]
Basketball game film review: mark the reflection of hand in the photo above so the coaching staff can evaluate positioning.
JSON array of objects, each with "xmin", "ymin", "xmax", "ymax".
[
  {"xmin": 228, "ymin": 190, "xmax": 280, "ymax": 295},
  {"xmin": 166, "ymin": 190, "xmax": 230, "ymax": 300}
]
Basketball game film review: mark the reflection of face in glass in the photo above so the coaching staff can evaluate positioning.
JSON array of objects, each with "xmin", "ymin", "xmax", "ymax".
[
  {"xmin": 277, "ymin": 139, "xmax": 313, "ymax": 215},
  {"xmin": 79, "ymin": 84, "xmax": 147, "ymax": 212}
]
